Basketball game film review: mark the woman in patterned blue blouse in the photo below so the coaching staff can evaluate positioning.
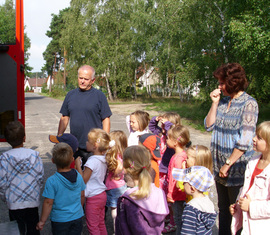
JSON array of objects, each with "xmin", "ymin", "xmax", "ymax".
[{"xmin": 204, "ymin": 63, "xmax": 258, "ymax": 235}]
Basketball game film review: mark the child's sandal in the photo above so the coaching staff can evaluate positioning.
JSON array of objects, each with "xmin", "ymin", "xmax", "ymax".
[{"xmin": 162, "ymin": 223, "xmax": 177, "ymax": 233}]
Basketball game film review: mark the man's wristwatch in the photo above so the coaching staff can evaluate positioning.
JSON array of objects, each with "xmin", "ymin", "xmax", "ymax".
[{"xmin": 225, "ymin": 159, "xmax": 232, "ymax": 166}]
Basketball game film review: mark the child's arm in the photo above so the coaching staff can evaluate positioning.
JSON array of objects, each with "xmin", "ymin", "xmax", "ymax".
[
  {"xmin": 36, "ymin": 155, "xmax": 44, "ymax": 189},
  {"xmin": 167, "ymin": 196, "xmax": 174, "ymax": 203},
  {"xmin": 162, "ymin": 120, "xmax": 173, "ymax": 133},
  {"xmin": 239, "ymin": 193, "xmax": 270, "ymax": 219},
  {"xmin": 166, "ymin": 171, "xmax": 174, "ymax": 202},
  {"xmin": 229, "ymin": 203, "xmax": 237, "ymax": 215},
  {"xmin": 148, "ymin": 116, "xmax": 162, "ymax": 135},
  {"xmin": 36, "ymin": 198, "xmax": 54, "ymax": 231},
  {"xmin": 81, "ymin": 167, "xmax": 93, "ymax": 184},
  {"xmin": 75, "ymin": 157, "xmax": 83, "ymax": 175},
  {"xmin": 181, "ymin": 206, "xmax": 197, "ymax": 234},
  {"xmin": 150, "ymin": 167, "xmax": 156, "ymax": 183},
  {"xmin": 81, "ymin": 191, "xmax": 85, "ymax": 207},
  {"xmin": 0, "ymin": 158, "xmax": 7, "ymax": 201},
  {"xmin": 75, "ymin": 158, "xmax": 93, "ymax": 183},
  {"xmin": 238, "ymin": 194, "xmax": 251, "ymax": 212},
  {"xmin": 182, "ymin": 160, "xmax": 187, "ymax": 169}
]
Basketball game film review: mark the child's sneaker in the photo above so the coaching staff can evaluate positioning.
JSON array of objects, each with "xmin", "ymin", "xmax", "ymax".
[
  {"xmin": 164, "ymin": 214, "xmax": 170, "ymax": 224},
  {"xmin": 164, "ymin": 217, "xmax": 170, "ymax": 224},
  {"xmin": 162, "ymin": 223, "xmax": 177, "ymax": 233}
]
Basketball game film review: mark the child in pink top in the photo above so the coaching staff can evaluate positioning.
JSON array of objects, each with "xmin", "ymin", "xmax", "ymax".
[
  {"xmin": 105, "ymin": 130, "xmax": 128, "ymax": 233},
  {"xmin": 165, "ymin": 125, "xmax": 190, "ymax": 235},
  {"xmin": 148, "ymin": 112, "xmax": 182, "ymax": 194}
]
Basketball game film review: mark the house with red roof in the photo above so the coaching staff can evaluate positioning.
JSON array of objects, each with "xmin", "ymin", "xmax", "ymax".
[{"xmin": 24, "ymin": 77, "xmax": 47, "ymax": 93}]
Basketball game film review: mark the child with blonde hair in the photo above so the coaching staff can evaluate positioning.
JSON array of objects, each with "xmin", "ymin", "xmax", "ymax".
[
  {"xmin": 126, "ymin": 110, "xmax": 150, "ymax": 146},
  {"xmin": 115, "ymin": 145, "xmax": 169, "ymax": 234},
  {"xmin": 75, "ymin": 128, "xmax": 113, "ymax": 235},
  {"xmin": 165, "ymin": 125, "xmax": 190, "ymax": 234},
  {"xmin": 105, "ymin": 130, "xmax": 127, "ymax": 233},
  {"xmin": 184, "ymin": 145, "xmax": 213, "ymax": 172},
  {"xmin": 174, "ymin": 145, "xmax": 213, "ymax": 203},
  {"xmin": 230, "ymin": 121, "xmax": 270, "ymax": 235}
]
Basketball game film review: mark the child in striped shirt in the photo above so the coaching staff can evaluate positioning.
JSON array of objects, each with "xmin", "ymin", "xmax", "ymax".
[{"xmin": 172, "ymin": 166, "xmax": 217, "ymax": 235}]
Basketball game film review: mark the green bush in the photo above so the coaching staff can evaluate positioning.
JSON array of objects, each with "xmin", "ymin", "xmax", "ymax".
[
  {"xmin": 41, "ymin": 84, "xmax": 49, "ymax": 93},
  {"xmin": 50, "ymin": 85, "xmax": 67, "ymax": 98}
]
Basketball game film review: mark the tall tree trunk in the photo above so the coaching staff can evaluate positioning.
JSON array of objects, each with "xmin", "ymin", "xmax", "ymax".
[
  {"xmin": 63, "ymin": 47, "xmax": 67, "ymax": 90},
  {"xmin": 165, "ymin": 71, "xmax": 169, "ymax": 97},
  {"xmin": 113, "ymin": 65, "xmax": 117, "ymax": 99},
  {"xmin": 133, "ymin": 67, "xmax": 137, "ymax": 99},
  {"xmin": 143, "ymin": 62, "xmax": 151, "ymax": 97},
  {"xmin": 214, "ymin": 2, "xmax": 228, "ymax": 63},
  {"xmin": 168, "ymin": 67, "xmax": 176, "ymax": 97},
  {"xmin": 177, "ymin": 80, "xmax": 183, "ymax": 102},
  {"xmin": 148, "ymin": 84, "xmax": 152, "ymax": 97},
  {"xmin": 105, "ymin": 69, "xmax": 113, "ymax": 101},
  {"xmin": 49, "ymin": 53, "xmax": 57, "ymax": 93}
]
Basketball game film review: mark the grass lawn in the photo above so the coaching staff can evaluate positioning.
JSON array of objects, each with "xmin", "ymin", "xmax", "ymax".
[{"xmin": 109, "ymin": 96, "xmax": 269, "ymax": 131}]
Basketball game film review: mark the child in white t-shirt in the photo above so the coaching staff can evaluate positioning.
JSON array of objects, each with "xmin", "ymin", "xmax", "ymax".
[
  {"xmin": 75, "ymin": 128, "xmax": 113, "ymax": 235},
  {"xmin": 126, "ymin": 110, "xmax": 150, "ymax": 146}
]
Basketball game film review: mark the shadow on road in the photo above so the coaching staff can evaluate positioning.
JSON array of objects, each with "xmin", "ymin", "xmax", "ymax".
[{"xmin": 25, "ymin": 95, "xmax": 45, "ymax": 104}]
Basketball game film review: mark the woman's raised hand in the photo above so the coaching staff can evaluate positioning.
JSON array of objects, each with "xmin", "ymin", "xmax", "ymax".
[{"xmin": 210, "ymin": 88, "xmax": 221, "ymax": 103}]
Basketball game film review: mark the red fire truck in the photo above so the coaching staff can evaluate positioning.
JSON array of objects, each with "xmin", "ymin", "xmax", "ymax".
[{"xmin": 0, "ymin": 0, "xmax": 25, "ymax": 141}]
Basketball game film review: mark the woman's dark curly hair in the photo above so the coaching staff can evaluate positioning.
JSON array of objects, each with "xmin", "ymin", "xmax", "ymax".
[{"xmin": 213, "ymin": 63, "xmax": 248, "ymax": 94}]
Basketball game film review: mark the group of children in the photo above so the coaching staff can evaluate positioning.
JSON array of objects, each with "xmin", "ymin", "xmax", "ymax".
[{"xmin": 1, "ymin": 115, "xmax": 270, "ymax": 235}]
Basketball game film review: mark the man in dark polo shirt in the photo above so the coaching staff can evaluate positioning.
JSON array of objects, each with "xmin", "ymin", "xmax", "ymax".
[{"xmin": 57, "ymin": 65, "xmax": 112, "ymax": 167}]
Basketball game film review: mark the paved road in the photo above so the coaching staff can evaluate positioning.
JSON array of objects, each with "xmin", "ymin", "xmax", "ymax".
[{"xmin": 0, "ymin": 93, "xmax": 218, "ymax": 234}]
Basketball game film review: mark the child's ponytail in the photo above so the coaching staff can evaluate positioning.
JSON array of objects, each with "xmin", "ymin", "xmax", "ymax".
[
  {"xmin": 106, "ymin": 131, "xmax": 127, "ymax": 173},
  {"xmin": 123, "ymin": 146, "xmax": 152, "ymax": 199}
]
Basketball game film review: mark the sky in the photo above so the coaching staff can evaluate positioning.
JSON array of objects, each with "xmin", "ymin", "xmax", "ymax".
[
  {"xmin": 0, "ymin": 0, "xmax": 70, "ymax": 72},
  {"xmin": 23, "ymin": 0, "xmax": 71, "ymax": 72}
]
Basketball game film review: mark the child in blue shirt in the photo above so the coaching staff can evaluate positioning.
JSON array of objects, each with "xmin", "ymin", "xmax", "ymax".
[{"xmin": 36, "ymin": 143, "xmax": 85, "ymax": 234}]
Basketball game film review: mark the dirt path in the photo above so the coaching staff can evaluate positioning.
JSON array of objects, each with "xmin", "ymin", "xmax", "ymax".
[{"xmin": 110, "ymin": 103, "xmax": 212, "ymax": 148}]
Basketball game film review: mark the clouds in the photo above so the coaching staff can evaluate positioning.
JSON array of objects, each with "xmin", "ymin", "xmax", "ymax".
[
  {"xmin": 24, "ymin": 0, "xmax": 70, "ymax": 71},
  {"xmin": 27, "ymin": 44, "xmax": 47, "ymax": 72}
]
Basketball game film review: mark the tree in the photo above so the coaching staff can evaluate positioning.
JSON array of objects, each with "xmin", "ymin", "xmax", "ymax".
[
  {"xmin": 43, "ymin": 8, "xmax": 70, "ymax": 76},
  {"xmin": 0, "ymin": 0, "xmax": 32, "ymax": 75},
  {"xmin": 228, "ymin": 0, "xmax": 270, "ymax": 102},
  {"xmin": 61, "ymin": 0, "xmax": 137, "ymax": 99},
  {"xmin": 44, "ymin": 0, "xmax": 269, "ymax": 102},
  {"xmin": 0, "ymin": 0, "xmax": 15, "ymax": 44}
]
